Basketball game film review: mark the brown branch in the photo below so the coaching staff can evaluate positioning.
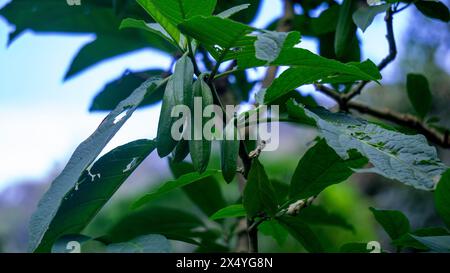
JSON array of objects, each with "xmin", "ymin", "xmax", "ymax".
[
  {"xmin": 343, "ymin": 7, "xmax": 397, "ymax": 103},
  {"xmin": 237, "ymin": 0, "xmax": 295, "ymax": 253},
  {"xmin": 311, "ymin": 8, "xmax": 450, "ymax": 149},
  {"xmin": 261, "ymin": 0, "xmax": 295, "ymax": 88}
]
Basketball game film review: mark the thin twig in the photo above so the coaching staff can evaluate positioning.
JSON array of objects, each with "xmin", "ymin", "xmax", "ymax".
[
  {"xmin": 239, "ymin": 0, "xmax": 295, "ymax": 253},
  {"xmin": 343, "ymin": 7, "xmax": 396, "ymax": 103}
]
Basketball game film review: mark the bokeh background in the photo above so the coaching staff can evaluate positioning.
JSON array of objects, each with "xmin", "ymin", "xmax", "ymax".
[{"xmin": 0, "ymin": 0, "xmax": 449, "ymax": 252}]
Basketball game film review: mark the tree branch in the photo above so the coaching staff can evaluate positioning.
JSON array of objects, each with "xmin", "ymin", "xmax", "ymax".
[
  {"xmin": 240, "ymin": 0, "xmax": 295, "ymax": 253},
  {"xmin": 343, "ymin": 7, "xmax": 397, "ymax": 103}
]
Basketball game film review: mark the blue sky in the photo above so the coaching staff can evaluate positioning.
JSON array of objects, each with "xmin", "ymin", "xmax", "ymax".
[{"xmin": 0, "ymin": 0, "xmax": 413, "ymax": 191}]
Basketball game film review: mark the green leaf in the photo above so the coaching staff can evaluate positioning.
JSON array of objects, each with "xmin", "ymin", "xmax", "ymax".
[
  {"xmin": 435, "ymin": 169, "xmax": 450, "ymax": 228},
  {"xmin": 169, "ymin": 161, "xmax": 226, "ymax": 217},
  {"xmin": 90, "ymin": 69, "xmax": 166, "ymax": 111},
  {"xmin": 189, "ymin": 77, "xmax": 213, "ymax": 173},
  {"xmin": 243, "ymin": 159, "xmax": 278, "ymax": 218},
  {"xmin": 120, "ymin": 18, "xmax": 176, "ymax": 45},
  {"xmin": 209, "ymin": 204, "xmax": 246, "ymax": 221},
  {"xmin": 132, "ymin": 170, "xmax": 220, "ymax": 209},
  {"xmin": 370, "ymin": 207, "xmax": 410, "ymax": 240},
  {"xmin": 410, "ymin": 235, "xmax": 450, "ymax": 252},
  {"xmin": 392, "ymin": 227, "xmax": 450, "ymax": 250},
  {"xmin": 335, "ymin": 0, "xmax": 357, "ymax": 58},
  {"xmin": 221, "ymin": 118, "xmax": 240, "ymax": 183},
  {"xmin": 415, "ymin": 1, "xmax": 450, "ymax": 22},
  {"xmin": 264, "ymin": 49, "xmax": 381, "ymax": 104},
  {"xmin": 289, "ymin": 101, "xmax": 447, "ymax": 190},
  {"xmin": 172, "ymin": 139, "xmax": 190, "ymax": 163},
  {"xmin": 296, "ymin": 206, "xmax": 355, "ymax": 231},
  {"xmin": 156, "ymin": 54, "xmax": 194, "ymax": 157},
  {"xmin": 107, "ymin": 206, "xmax": 206, "ymax": 245},
  {"xmin": 352, "ymin": 4, "xmax": 389, "ymax": 32},
  {"xmin": 285, "ymin": 99, "xmax": 317, "ymax": 126},
  {"xmin": 276, "ymin": 215, "xmax": 323, "ymax": 252},
  {"xmin": 178, "ymin": 16, "xmax": 253, "ymax": 63},
  {"xmin": 107, "ymin": 234, "xmax": 170, "ymax": 253},
  {"xmin": 0, "ymin": 1, "xmax": 175, "ymax": 79},
  {"xmin": 406, "ymin": 73, "xmax": 433, "ymax": 119},
  {"xmin": 289, "ymin": 139, "xmax": 367, "ymax": 200},
  {"xmin": 137, "ymin": 0, "xmax": 217, "ymax": 49},
  {"xmin": 259, "ymin": 220, "xmax": 289, "ymax": 247},
  {"xmin": 28, "ymin": 77, "xmax": 164, "ymax": 253},
  {"xmin": 254, "ymin": 31, "xmax": 289, "ymax": 64},
  {"xmin": 311, "ymin": 5, "xmax": 340, "ymax": 35},
  {"xmin": 178, "ymin": 16, "xmax": 300, "ymax": 68},
  {"xmin": 36, "ymin": 140, "xmax": 155, "ymax": 253},
  {"xmin": 214, "ymin": 1, "xmax": 261, "ymax": 23},
  {"xmin": 51, "ymin": 234, "xmax": 93, "ymax": 253},
  {"xmin": 216, "ymin": 4, "xmax": 251, "ymax": 19},
  {"xmin": 340, "ymin": 242, "xmax": 371, "ymax": 253}
]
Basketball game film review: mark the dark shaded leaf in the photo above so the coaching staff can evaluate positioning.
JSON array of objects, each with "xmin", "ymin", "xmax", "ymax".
[
  {"xmin": 340, "ymin": 242, "xmax": 371, "ymax": 253},
  {"xmin": 335, "ymin": 0, "xmax": 357, "ymax": 58},
  {"xmin": 107, "ymin": 206, "xmax": 206, "ymax": 245},
  {"xmin": 90, "ymin": 69, "xmax": 166, "ymax": 111},
  {"xmin": 415, "ymin": 1, "xmax": 450, "ymax": 22},
  {"xmin": 370, "ymin": 207, "xmax": 410, "ymax": 240},
  {"xmin": 406, "ymin": 73, "xmax": 433, "ymax": 119},
  {"xmin": 435, "ymin": 169, "xmax": 450, "ymax": 228},
  {"xmin": 221, "ymin": 118, "xmax": 240, "ymax": 183},
  {"xmin": 289, "ymin": 139, "xmax": 367, "ymax": 200},
  {"xmin": 296, "ymin": 205, "xmax": 354, "ymax": 231},
  {"xmin": 276, "ymin": 215, "xmax": 323, "ymax": 252},
  {"xmin": 169, "ymin": 161, "xmax": 226, "ymax": 217},
  {"xmin": 393, "ymin": 227, "xmax": 450, "ymax": 250},
  {"xmin": 131, "ymin": 169, "xmax": 220, "ymax": 209},
  {"xmin": 259, "ymin": 220, "xmax": 288, "ymax": 247},
  {"xmin": 243, "ymin": 159, "xmax": 278, "ymax": 218}
]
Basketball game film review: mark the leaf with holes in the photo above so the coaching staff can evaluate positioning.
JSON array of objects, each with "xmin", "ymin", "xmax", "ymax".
[
  {"xmin": 107, "ymin": 234, "xmax": 171, "ymax": 253},
  {"xmin": 90, "ymin": 69, "xmax": 166, "ymax": 111},
  {"xmin": 288, "ymin": 100, "xmax": 447, "ymax": 190},
  {"xmin": 35, "ymin": 140, "xmax": 155, "ymax": 253},
  {"xmin": 28, "ymin": 77, "xmax": 164, "ymax": 253}
]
